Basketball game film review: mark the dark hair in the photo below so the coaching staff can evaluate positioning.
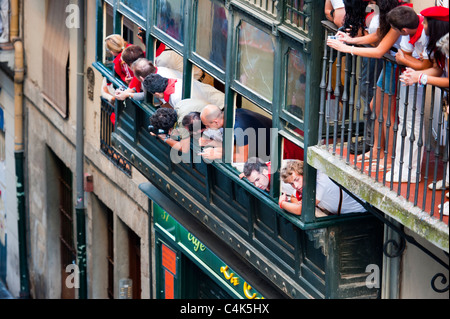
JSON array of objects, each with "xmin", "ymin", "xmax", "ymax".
[
  {"xmin": 143, "ymin": 73, "xmax": 169, "ymax": 94},
  {"xmin": 376, "ymin": 0, "xmax": 406, "ymax": 38},
  {"xmin": 121, "ymin": 45, "xmax": 145, "ymax": 66},
  {"xmin": 181, "ymin": 112, "xmax": 205, "ymax": 133},
  {"xmin": 149, "ymin": 108, "xmax": 178, "ymax": 133},
  {"xmin": 243, "ymin": 157, "xmax": 268, "ymax": 178},
  {"xmin": 425, "ymin": 18, "xmax": 449, "ymax": 69},
  {"xmin": 386, "ymin": 6, "xmax": 419, "ymax": 31},
  {"xmin": 133, "ymin": 58, "xmax": 157, "ymax": 79},
  {"xmin": 343, "ymin": 0, "xmax": 370, "ymax": 37}
]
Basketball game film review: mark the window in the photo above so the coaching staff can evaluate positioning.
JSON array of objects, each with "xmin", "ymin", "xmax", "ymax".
[
  {"xmin": 233, "ymin": 97, "xmax": 273, "ymax": 165},
  {"xmin": 241, "ymin": 0, "xmax": 278, "ymax": 16},
  {"xmin": 284, "ymin": 47, "xmax": 307, "ymax": 122},
  {"xmin": 195, "ymin": 0, "xmax": 228, "ymax": 71},
  {"xmin": 103, "ymin": 3, "xmax": 115, "ymax": 71},
  {"xmin": 128, "ymin": 228, "xmax": 141, "ymax": 299},
  {"xmin": 156, "ymin": 0, "xmax": 185, "ymax": 43},
  {"xmin": 285, "ymin": 0, "xmax": 308, "ymax": 32},
  {"xmin": 57, "ymin": 157, "xmax": 76, "ymax": 299},
  {"xmin": 236, "ymin": 20, "xmax": 274, "ymax": 103},
  {"xmin": 121, "ymin": 0, "xmax": 148, "ymax": 19},
  {"xmin": 42, "ymin": 0, "xmax": 70, "ymax": 117}
]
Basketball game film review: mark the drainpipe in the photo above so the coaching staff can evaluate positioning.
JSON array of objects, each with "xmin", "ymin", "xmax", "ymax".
[
  {"xmin": 11, "ymin": 0, "xmax": 30, "ymax": 299},
  {"xmin": 75, "ymin": 0, "xmax": 87, "ymax": 299}
]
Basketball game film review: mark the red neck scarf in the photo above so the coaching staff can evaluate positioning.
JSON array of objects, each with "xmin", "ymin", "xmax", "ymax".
[
  {"xmin": 409, "ymin": 15, "xmax": 424, "ymax": 46},
  {"xmin": 163, "ymin": 79, "xmax": 178, "ymax": 102},
  {"xmin": 156, "ymin": 43, "xmax": 166, "ymax": 57}
]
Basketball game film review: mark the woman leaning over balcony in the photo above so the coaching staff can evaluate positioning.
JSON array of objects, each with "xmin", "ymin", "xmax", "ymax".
[
  {"xmin": 328, "ymin": 2, "xmax": 434, "ymax": 176},
  {"xmin": 328, "ymin": 0, "xmax": 410, "ymax": 168}
]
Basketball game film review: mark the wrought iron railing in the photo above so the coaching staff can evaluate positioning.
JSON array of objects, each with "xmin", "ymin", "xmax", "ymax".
[
  {"xmin": 100, "ymin": 97, "xmax": 132, "ymax": 176},
  {"xmin": 318, "ymin": 22, "xmax": 449, "ymax": 223}
]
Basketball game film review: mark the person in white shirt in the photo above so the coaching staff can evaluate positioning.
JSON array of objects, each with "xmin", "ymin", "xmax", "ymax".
[
  {"xmin": 386, "ymin": 6, "xmax": 448, "ymax": 183},
  {"xmin": 325, "ymin": 0, "xmax": 346, "ymax": 27},
  {"xmin": 279, "ymin": 160, "xmax": 367, "ymax": 216}
]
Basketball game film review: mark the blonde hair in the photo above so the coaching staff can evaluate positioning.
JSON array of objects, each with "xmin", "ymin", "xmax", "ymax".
[
  {"xmin": 105, "ymin": 34, "xmax": 126, "ymax": 54},
  {"xmin": 280, "ymin": 160, "xmax": 304, "ymax": 182}
]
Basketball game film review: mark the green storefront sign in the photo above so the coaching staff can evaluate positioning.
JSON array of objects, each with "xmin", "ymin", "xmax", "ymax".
[{"xmin": 154, "ymin": 203, "xmax": 264, "ymax": 299}]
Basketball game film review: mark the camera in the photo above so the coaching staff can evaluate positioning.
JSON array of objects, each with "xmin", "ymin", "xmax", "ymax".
[
  {"xmin": 148, "ymin": 125, "xmax": 168, "ymax": 135},
  {"xmin": 138, "ymin": 27, "xmax": 146, "ymax": 39},
  {"xmin": 328, "ymin": 35, "xmax": 337, "ymax": 40}
]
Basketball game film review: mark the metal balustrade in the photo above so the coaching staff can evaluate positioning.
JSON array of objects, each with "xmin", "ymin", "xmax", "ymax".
[
  {"xmin": 318, "ymin": 23, "xmax": 449, "ymax": 222},
  {"xmin": 100, "ymin": 97, "xmax": 132, "ymax": 176}
]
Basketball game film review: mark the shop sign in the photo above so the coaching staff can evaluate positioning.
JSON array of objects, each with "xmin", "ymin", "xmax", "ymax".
[{"xmin": 154, "ymin": 204, "xmax": 264, "ymax": 299}]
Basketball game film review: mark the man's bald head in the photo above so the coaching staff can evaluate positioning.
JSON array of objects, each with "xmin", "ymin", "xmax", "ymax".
[{"xmin": 200, "ymin": 104, "xmax": 224, "ymax": 130}]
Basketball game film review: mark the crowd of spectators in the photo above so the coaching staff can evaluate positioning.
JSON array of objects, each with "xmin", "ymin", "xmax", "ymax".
[{"xmin": 101, "ymin": 1, "xmax": 449, "ymax": 217}]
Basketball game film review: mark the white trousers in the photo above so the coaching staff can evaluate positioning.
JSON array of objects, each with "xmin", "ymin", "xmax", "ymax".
[{"xmin": 389, "ymin": 84, "xmax": 425, "ymax": 183}]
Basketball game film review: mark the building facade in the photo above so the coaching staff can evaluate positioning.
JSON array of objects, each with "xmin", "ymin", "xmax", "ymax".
[{"xmin": 0, "ymin": 0, "xmax": 447, "ymax": 299}]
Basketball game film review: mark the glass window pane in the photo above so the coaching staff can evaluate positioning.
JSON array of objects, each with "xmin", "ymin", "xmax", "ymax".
[
  {"xmin": 156, "ymin": 0, "xmax": 184, "ymax": 42},
  {"xmin": 237, "ymin": 21, "xmax": 274, "ymax": 102},
  {"xmin": 285, "ymin": 0, "xmax": 308, "ymax": 31},
  {"xmin": 285, "ymin": 48, "xmax": 306, "ymax": 121},
  {"xmin": 104, "ymin": 4, "xmax": 115, "ymax": 71},
  {"xmin": 195, "ymin": 0, "xmax": 228, "ymax": 70},
  {"xmin": 121, "ymin": 0, "xmax": 148, "ymax": 18}
]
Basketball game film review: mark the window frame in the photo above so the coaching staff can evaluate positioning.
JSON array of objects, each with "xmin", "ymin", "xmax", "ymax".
[
  {"xmin": 191, "ymin": 0, "xmax": 228, "ymax": 83},
  {"xmin": 230, "ymin": 9, "xmax": 276, "ymax": 113}
]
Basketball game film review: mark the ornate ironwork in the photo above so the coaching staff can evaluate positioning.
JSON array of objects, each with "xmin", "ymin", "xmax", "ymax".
[
  {"xmin": 341, "ymin": 184, "xmax": 449, "ymax": 293},
  {"xmin": 383, "ymin": 238, "xmax": 406, "ymax": 259},
  {"xmin": 431, "ymin": 272, "xmax": 449, "ymax": 293}
]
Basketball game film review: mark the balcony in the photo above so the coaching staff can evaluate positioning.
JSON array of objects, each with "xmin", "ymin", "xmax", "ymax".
[
  {"xmin": 307, "ymin": 21, "xmax": 449, "ymax": 252},
  {"xmin": 92, "ymin": 56, "xmax": 385, "ymax": 298}
]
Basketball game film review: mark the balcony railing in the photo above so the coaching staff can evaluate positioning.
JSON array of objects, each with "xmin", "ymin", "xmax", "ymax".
[
  {"xmin": 100, "ymin": 97, "xmax": 132, "ymax": 176},
  {"xmin": 317, "ymin": 22, "xmax": 449, "ymax": 224}
]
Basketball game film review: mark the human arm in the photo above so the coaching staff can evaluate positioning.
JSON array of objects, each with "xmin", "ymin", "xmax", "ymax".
[
  {"xmin": 400, "ymin": 65, "xmax": 448, "ymax": 88},
  {"xmin": 233, "ymin": 144, "xmax": 249, "ymax": 163},
  {"xmin": 152, "ymin": 133, "xmax": 191, "ymax": 153},
  {"xmin": 199, "ymin": 142, "xmax": 249, "ymax": 162},
  {"xmin": 395, "ymin": 49, "xmax": 432, "ymax": 71},
  {"xmin": 324, "ymin": 0, "xmax": 345, "ymax": 27},
  {"xmin": 101, "ymin": 78, "xmax": 116, "ymax": 103},
  {"xmin": 278, "ymin": 194, "xmax": 303, "ymax": 216},
  {"xmin": 328, "ymin": 28, "xmax": 399, "ymax": 59},
  {"xmin": 198, "ymin": 137, "xmax": 222, "ymax": 148},
  {"xmin": 336, "ymin": 30, "xmax": 380, "ymax": 46},
  {"xmin": 115, "ymin": 88, "xmax": 136, "ymax": 101}
]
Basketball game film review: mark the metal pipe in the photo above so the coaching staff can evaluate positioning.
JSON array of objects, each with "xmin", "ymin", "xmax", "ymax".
[
  {"xmin": 11, "ymin": 0, "xmax": 30, "ymax": 298},
  {"xmin": 75, "ymin": 0, "xmax": 87, "ymax": 299}
]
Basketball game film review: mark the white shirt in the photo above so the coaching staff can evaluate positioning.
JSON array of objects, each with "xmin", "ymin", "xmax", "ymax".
[
  {"xmin": 330, "ymin": 0, "xmax": 344, "ymax": 9},
  {"xmin": 367, "ymin": 13, "xmax": 379, "ymax": 35},
  {"xmin": 315, "ymin": 171, "xmax": 367, "ymax": 214},
  {"xmin": 399, "ymin": 25, "xmax": 429, "ymax": 60}
]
